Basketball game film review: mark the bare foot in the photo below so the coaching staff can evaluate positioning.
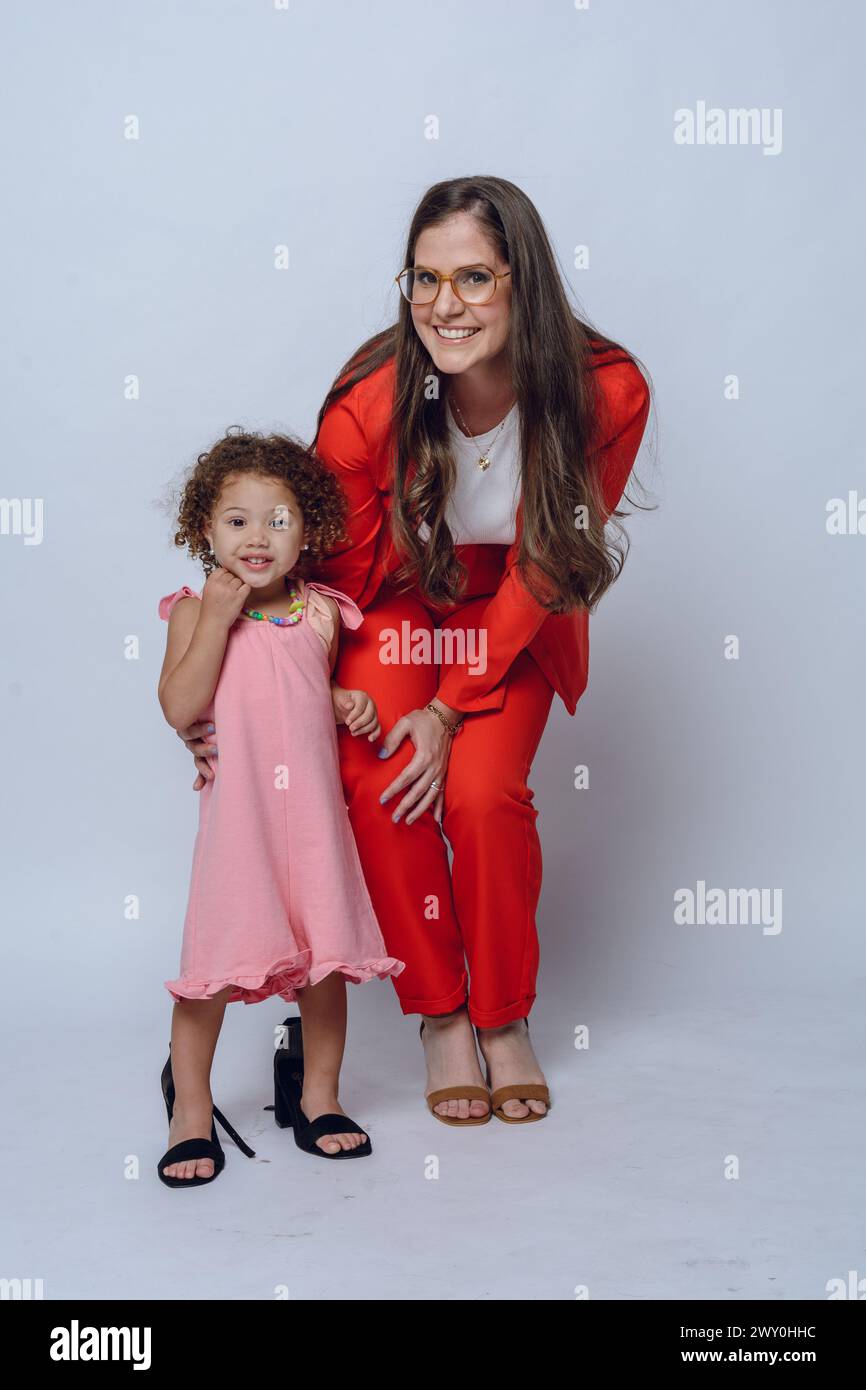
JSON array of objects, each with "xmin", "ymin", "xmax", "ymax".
[
  {"xmin": 299, "ymin": 1086, "xmax": 367, "ymax": 1154},
  {"xmin": 162, "ymin": 1099, "xmax": 217, "ymax": 1180},
  {"xmin": 420, "ymin": 1008, "xmax": 491, "ymax": 1121},
  {"xmin": 475, "ymin": 1019, "xmax": 548, "ymax": 1119}
]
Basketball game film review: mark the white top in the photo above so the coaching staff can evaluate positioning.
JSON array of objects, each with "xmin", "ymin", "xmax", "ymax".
[{"xmin": 416, "ymin": 399, "xmax": 521, "ymax": 546}]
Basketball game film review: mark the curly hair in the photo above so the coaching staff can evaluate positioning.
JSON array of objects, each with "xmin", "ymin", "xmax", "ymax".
[{"xmin": 170, "ymin": 427, "xmax": 351, "ymax": 577}]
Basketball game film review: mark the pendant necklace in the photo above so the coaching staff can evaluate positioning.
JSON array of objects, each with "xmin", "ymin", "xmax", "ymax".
[{"xmin": 449, "ymin": 397, "xmax": 513, "ymax": 472}]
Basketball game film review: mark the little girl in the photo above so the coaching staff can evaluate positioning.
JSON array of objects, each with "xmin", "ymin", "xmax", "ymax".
[{"xmin": 156, "ymin": 427, "xmax": 404, "ymax": 1187}]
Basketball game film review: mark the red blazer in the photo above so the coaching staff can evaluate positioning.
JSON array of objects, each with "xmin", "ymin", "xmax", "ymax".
[{"xmin": 313, "ymin": 344, "xmax": 650, "ymax": 716}]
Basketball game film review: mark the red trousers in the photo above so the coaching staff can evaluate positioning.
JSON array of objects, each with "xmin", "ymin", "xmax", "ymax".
[{"xmin": 333, "ymin": 548, "xmax": 555, "ymax": 1028}]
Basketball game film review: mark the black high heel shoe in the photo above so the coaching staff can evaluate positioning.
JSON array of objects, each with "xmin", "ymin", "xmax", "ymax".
[
  {"xmin": 157, "ymin": 1043, "xmax": 256, "ymax": 1188},
  {"xmin": 262, "ymin": 1015, "xmax": 372, "ymax": 1159}
]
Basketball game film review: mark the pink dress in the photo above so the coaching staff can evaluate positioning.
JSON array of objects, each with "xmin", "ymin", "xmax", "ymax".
[{"xmin": 158, "ymin": 575, "xmax": 405, "ymax": 1005}]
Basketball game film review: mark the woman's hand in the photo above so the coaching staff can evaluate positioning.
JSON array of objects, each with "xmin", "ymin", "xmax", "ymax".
[
  {"xmin": 177, "ymin": 720, "xmax": 217, "ymax": 790},
  {"xmin": 378, "ymin": 707, "xmax": 455, "ymax": 826},
  {"xmin": 331, "ymin": 684, "xmax": 381, "ymax": 741}
]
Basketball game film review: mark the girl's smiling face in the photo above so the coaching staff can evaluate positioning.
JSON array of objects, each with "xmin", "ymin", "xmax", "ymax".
[
  {"xmin": 204, "ymin": 472, "xmax": 305, "ymax": 591},
  {"xmin": 410, "ymin": 211, "xmax": 512, "ymax": 378}
]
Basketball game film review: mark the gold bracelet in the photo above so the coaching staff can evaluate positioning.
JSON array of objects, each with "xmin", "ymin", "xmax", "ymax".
[{"xmin": 425, "ymin": 702, "xmax": 463, "ymax": 737}]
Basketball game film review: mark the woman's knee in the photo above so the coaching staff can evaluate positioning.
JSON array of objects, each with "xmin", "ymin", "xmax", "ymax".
[
  {"xmin": 338, "ymin": 730, "xmax": 415, "ymax": 810},
  {"xmin": 442, "ymin": 770, "xmax": 536, "ymax": 824}
]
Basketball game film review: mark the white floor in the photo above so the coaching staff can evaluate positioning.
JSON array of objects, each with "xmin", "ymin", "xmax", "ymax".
[{"xmin": 5, "ymin": 982, "xmax": 863, "ymax": 1301}]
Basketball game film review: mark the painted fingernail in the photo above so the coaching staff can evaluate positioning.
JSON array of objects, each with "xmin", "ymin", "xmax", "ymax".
[
  {"xmin": 206, "ymin": 724, "xmax": 215, "ymax": 733},
  {"xmin": 377, "ymin": 748, "xmax": 390, "ymax": 759},
  {"xmin": 392, "ymin": 812, "xmax": 401, "ymax": 823}
]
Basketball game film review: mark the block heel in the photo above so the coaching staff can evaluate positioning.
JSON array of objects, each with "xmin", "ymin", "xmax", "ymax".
[{"xmin": 263, "ymin": 1014, "xmax": 372, "ymax": 1159}]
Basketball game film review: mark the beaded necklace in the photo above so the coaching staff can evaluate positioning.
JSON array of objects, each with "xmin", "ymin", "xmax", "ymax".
[{"xmin": 242, "ymin": 574, "xmax": 306, "ymax": 626}]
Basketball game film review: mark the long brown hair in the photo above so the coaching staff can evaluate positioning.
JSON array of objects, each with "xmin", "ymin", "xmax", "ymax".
[{"xmin": 313, "ymin": 175, "xmax": 655, "ymax": 615}]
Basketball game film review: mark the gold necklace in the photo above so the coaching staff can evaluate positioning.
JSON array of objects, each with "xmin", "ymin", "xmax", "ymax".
[{"xmin": 449, "ymin": 397, "xmax": 513, "ymax": 472}]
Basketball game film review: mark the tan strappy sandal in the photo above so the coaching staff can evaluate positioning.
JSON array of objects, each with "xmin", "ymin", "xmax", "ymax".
[
  {"xmin": 481, "ymin": 1019, "xmax": 551, "ymax": 1124},
  {"xmin": 419, "ymin": 1020, "xmax": 492, "ymax": 1126}
]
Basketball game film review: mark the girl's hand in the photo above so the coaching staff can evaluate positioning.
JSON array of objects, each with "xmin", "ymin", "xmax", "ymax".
[
  {"xmin": 331, "ymin": 684, "xmax": 381, "ymax": 741},
  {"xmin": 200, "ymin": 567, "xmax": 251, "ymax": 629},
  {"xmin": 177, "ymin": 720, "xmax": 217, "ymax": 790},
  {"xmin": 377, "ymin": 707, "xmax": 453, "ymax": 826}
]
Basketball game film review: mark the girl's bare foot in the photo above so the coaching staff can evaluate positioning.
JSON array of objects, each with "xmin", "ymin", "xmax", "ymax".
[
  {"xmin": 299, "ymin": 1085, "xmax": 367, "ymax": 1153},
  {"xmin": 420, "ymin": 1007, "xmax": 491, "ymax": 1120},
  {"xmin": 475, "ymin": 1020, "xmax": 548, "ymax": 1119},
  {"xmin": 162, "ymin": 1097, "xmax": 217, "ymax": 1180}
]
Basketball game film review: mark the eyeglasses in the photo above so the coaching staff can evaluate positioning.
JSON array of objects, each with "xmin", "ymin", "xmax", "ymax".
[{"xmin": 395, "ymin": 264, "xmax": 511, "ymax": 306}]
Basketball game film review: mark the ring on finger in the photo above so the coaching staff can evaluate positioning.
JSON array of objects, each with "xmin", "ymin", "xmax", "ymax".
[{"xmin": 406, "ymin": 782, "xmax": 441, "ymax": 825}]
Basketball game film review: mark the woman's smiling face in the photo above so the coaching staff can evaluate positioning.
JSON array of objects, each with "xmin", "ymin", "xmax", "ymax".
[{"xmin": 410, "ymin": 211, "xmax": 511, "ymax": 377}]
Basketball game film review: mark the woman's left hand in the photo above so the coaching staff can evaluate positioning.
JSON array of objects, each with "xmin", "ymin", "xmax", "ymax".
[{"xmin": 377, "ymin": 707, "xmax": 454, "ymax": 826}]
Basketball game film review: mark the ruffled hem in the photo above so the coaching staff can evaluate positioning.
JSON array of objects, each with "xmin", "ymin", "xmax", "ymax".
[{"xmin": 165, "ymin": 950, "xmax": 405, "ymax": 1006}]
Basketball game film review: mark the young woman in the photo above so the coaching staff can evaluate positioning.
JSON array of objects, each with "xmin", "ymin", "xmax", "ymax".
[{"xmin": 177, "ymin": 175, "xmax": 653, "ymax": 1127}]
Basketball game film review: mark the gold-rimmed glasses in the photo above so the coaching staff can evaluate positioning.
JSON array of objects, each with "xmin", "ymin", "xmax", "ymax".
[{"xmin": 395, "ymin": 264, "xmax": 512, "ymax": 306}]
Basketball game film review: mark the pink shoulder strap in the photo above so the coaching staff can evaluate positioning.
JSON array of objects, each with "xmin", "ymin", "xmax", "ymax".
[
  {"xmin": 158, "ymin": 585, "xmax": 201, "ymax": 621},
  {"xmin": 302, "ymin": 580, "xmax": 364, "ymax": 630}
]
